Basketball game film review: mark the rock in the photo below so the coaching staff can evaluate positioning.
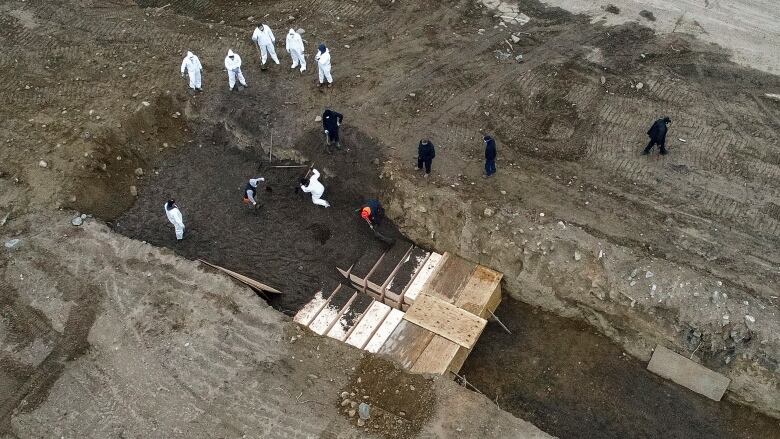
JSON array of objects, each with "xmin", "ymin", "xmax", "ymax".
[
  {"xmin": 500, "ymin": 190, "xmax": 507, "ymax": 195},
  {"xmin": 409, "ymin": 385, "xmax": 415, "ymax": 391},
  {"xmin": 409, "ymin": 92, "xmax": 416, "ymax": 97},
  {"xmin": 296, "ymin": 28, "xmax": 305, "ymax": 34},
  {"xmin": 477, "ymin": 28, "xmax": 485, "ymax": 33},
  {"xmin": 315, "ymin": 115, "xmax": 322, "ymax": 122},
  {"xmin": 358, "ymin": 402, "xmax": 370, "ymax": 420},
  {"xmin": 142, "ymin": 101, "xmax": 150, "ymax": 107},
  {"xmin": 348, "ymin": 409, "xmax": 356, "ymax": 417},
  {"xmin": 4, "ymin": 239, "xmax": 21, "ymax": 249},
  {"xmin": 600, "ymin": 76, "xmax": 606, "ymax": 85},
  {"xmin": 636, "ymin": 82, "xmax": 644, "ymax": 90},
  {"xmin": 629, "ymin": 280, "xmax": 637, "ymax": 287},
  {"xmin": 71, "ymin": 217, "xmax": 83, "ymax": 226},
  {"xmin": 645, "ymin": 271, "xmax": 654, "ymax": 278},
  {"xmin": 81, "ymin": 214, "xmax": 87, "ymax": 219},
  {"xmin": 574, "ymin": 251, "xmax": 582, "ymax": 261},
  {"xmin": 340, "ymin": 399, "xmax": 351, "ymax": 407},
  {"xmin": 511, "ymin": 35, "xmax": 520, "ymax": 43},
  {"xmin": 340, "ymin": 391, "xmax": 349, "ymax": 399},
  {"xmin": 134, "ymin": 167, "xmax": 144, "ymax": 176},
  {"xmin": 745, "ymin": 315, "xmax": 756, "ymax": 324},
  {"xmin": 130, "ymin": 185, "xmax": 138, "ymax": 196},
  {"xmin": 357, "ymin": 419, "xmax": 365, "ymax": 427},
  {"xmin": 483, "ymin": 207, "xmax": 494, "ymax": 217},
  {"xmin": 629, "ymin": 268, "xmax": 639, "ymax": 278},
  {"xmin": 539, "ymin": 212, "xmax": 545, "ymax": 217},
  {"xmin": 344, "ymin": 44, "xmax": 350, "ymax": 49},
  {"xmin": 38, "ymin": 160, "xmax": 48, "ymax": 168},
  {"xmin": 419, "ymin": 206, "xmax": 427, "ymax": 213},
  {"xmin": 515, "ymin": 54, "xmax": 523, "ymax": 62}
]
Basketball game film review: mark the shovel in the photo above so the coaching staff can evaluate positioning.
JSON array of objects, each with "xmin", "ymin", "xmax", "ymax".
[{"xmin": 364, "ymin": 218, "xmax": 394, "ymax": 245}]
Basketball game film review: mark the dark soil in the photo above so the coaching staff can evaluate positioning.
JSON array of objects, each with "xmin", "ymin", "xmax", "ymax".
[
  {"xmin": 340, "ymin": 356, "xmax": 436, "ymax": 439},
  {"xmin": 460, "ymin": 299, "xmax": 780, "ymax": 439},
  {"xmin": 640, "ymin": 10, "xmax": 657, "ymax": 21},
  {"xmin": 605, "ymin": 4, "xmax": 621, "ymax": 14},
  {"xmin": 114, "ymin": 126, "xmax": 401, "ymax": 313}
]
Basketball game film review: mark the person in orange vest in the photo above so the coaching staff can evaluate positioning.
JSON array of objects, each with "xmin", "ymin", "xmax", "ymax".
[{"xmin": 360, "ymin": 199, "xmax": 384, "ymax": 226}]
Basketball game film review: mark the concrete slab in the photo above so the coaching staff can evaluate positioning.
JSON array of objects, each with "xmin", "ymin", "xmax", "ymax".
[{"xmin": 647, "ymin": 345, "xmax": 731, "ymax": 401}]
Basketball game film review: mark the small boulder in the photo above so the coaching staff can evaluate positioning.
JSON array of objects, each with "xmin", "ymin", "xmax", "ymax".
[
  {"xmin": 134, "ymin": 167, "xmax": 144, "ymax": 176},
  {"xmin": 483, "ymin": 207, "xmax": 494, "ymax": 217},
  {"xmin": 71, "ymin": 217, "xmax": 83, "ymax": 226},
  {"xmin": 38, "ymin": 160, "xmax": 48, "ymax": 168},
  {"xmin": 130, "ymin": 185, "xmax": 138, "ymax": 196}
]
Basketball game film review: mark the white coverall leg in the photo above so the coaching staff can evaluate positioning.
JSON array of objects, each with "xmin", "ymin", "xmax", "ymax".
[
  {"xmin": 311, "ymin": 193, "xmax": 330, "ymax": 208},
  {"xmin": 174, "ymin": 222, "xmax": 184, "ymax": 240},
  {"xmin": 291, "ymin": 49, "xmax": 306, "ymax": 71},
  {"xmin": 190, "ymin": 69, "xmax": 202, "ymax": 90},
  {"xmin": 228, "ymin": 68, "xmax": 246, "ymax": 89},
  {"xmin": 260, "ymin": 44, "xmax": 280, "ymax": 65},
  {"xmin": 319, "ymin": 65, "xmax": 332, "ymax": 84}
]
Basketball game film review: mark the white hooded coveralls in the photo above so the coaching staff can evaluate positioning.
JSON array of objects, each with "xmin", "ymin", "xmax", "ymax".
[
  {"xmin": 224, "ymin": 50, "xmax": 247, "ymax": 89},
  {"xmin": 252, "ymin": 25, "xmax": 280, "ymax": 65},
  {"xmin": 285, "ymin": 29, "xmax": 306, "ymax": 72},
  {"xmin": 164, "ymin": 202, "xmax": 185, "ymax": 240},
  {"xmin": 315, "ymin": 48, "xmax": 332, "ymax": 84},
  {"xmin": 180, "ymin": 51, "xmax": 203, "ymax": 90},
  {"xmin": 300, "ymin": 169, "xmax": 330, "ymax": 207},
  {"xmin": 245, "ymin": 177, "xmax": 265, "ymax": 205}
]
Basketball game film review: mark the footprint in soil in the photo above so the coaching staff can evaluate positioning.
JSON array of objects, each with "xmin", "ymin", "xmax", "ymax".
[{"xmin": 310, "ymin": 223, "xmax": 331, "ymax": 245}]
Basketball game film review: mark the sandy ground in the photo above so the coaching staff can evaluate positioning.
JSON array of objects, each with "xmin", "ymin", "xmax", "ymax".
[
  {"xmin": 0, "ymin": 0, "xmax": 779, "ymax": 436},
  {"xmin": 532, "ymin": 0, "xmax": 780, "ymax": 74},
  {"xmin": 1, "ymin": 216, "xmax": 549, "ymax": 439}
]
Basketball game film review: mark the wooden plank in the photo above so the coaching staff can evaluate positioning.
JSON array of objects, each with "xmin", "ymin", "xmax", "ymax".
[
  {"xmin": 326, "ymin": 292, "xmax": 374, "ymax": 341},
  {"xmin": 386, "ymin": 247, "xmax": 431, "ymax": 299},
  {"xmin": 365, "ymin": 309, "xmax": 405, "ymax": 353},
  {"xmin": 647, "ymin": 345, "xmax": 731, "ymax": 401},
  {"xmin": 345, "ymin": 301, "xmax": 392, "ymax": 349},
  {"xmin": 367, "ymin": 242, "xmax": 413, "ymax": 294},
  {"xmin": 309, "ymin": 289, "xmax": 355, "ymax": 335},
  {"xmin": 454, "ymin": 265, "xmax": 503, "ymax": 317},
  {"xmin": 409, "ymin": 335, "xmax": 460, "ymax": 375},
  {"xmin": 424, "ymin": 253, "xmax": 476, "ymax": 302},
  {"xmin": 403, "ymin": 294, "xmax": 486, "ymax": 349},
  {"xmin": 401, "ymin": 252, "xmax": 441, "ymax": 304},
  {"xmin": 377, "ymin": 320, "xmax": 435, "ymax": 369},
  {"xmin": 293, "ymin": 290, "xmax": 329, "ymax": 326},
  {"xmin": 198, "ymin": 259, "xmax": 282, "ymax": 294}
]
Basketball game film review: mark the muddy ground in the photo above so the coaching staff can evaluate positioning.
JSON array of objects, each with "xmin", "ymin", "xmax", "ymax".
[
  {"xmin": 462, "ymin": 299, "xmax": 780, "ymax": 438},
  {"xmin": 1, "ymin": 0, "xmax": 779, "ymax": 437},
  {"xmin": 114, "ymin": 126, "xmax": 402, "ymax": 312}
]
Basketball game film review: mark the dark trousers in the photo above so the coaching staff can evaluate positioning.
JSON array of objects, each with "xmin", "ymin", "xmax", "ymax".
[
  {"xmin": 417, "ymin": 157, "xmax": 432, "ymax": 174},
  {"xmin": 485, "ymin": 159, "xmax": 496, "ymax": 176},
  {"xmin": 326, "ymin": 128, "xmax": 340, "ymax": 144},
  {"xmin": 643, "ymin": 139, "xmax": 667, "ymax": 154}
]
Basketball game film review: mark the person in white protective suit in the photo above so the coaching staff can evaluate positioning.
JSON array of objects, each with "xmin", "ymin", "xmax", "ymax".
[
  {"xmin": 164, "ymin": 199, "xmax": 185, "ymax": 241},
  {"xmin": 252, "ymin": 23, "xmax": 280, "ymax": 67},
  {"xmin": 180, "ymin": 51, "xmax": 203, "ymax": 91},
  {"xmin": 224, "ymin": 49, "xmax": 247, "ymax": 90},
  {"xmin": 315, "ymin": 44, "xmax": 333, "ymax": 87},
  {"xmin": 298, "ymin": 169, "xmax": 330, "ymax": 207},
  {"xmin": 243, "ymin": 177, "xmax": 266, "ymax": 209},
  {"xmin": 285, "ymin": 29, "xmax": 306, "ymax": 72}
]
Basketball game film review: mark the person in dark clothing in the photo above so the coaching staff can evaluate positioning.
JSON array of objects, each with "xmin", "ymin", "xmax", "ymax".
[
  {"xmin": 360, "ymin": 199, "xmax": 384, "ymax": 226},
  {"xmin": 322, "ymin": 108, "xmax": 344, "ymax": 150},
  {"xmin": 642, "ymin": 117, "xmax": 671, "ymax": 155},
  {"xmin": 417, "ymin": 139, "xmax": 435, "ymax": 177},
  {"xmin": 483, "ymin": 134, "xmax": 497, "ymax": 177}
]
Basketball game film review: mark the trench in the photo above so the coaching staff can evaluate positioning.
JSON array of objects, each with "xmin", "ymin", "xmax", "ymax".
[{"xmin": 108, "ymin": 124, "xmax": 780, "ymax": 439}]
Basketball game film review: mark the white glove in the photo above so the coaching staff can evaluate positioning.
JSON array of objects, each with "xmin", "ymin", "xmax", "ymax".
[{"xmin": 324, "ymin": 130, "xmax": 329, "ymax": 134}]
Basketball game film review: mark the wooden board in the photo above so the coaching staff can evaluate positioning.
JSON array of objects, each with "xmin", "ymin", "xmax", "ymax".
[
  {"xmin": 647, "ymin": 345, "xmax": 731, "ymax": 401},
  {"xmin": 454, "ymin": 265, "xmax": 503, "ymax": 317},
  {"xmin": 377, "ymin": 320, "xmax": 436, "ymax": 369},
  {"xmin": 367, "ymin": 242, "xmax": 413, "ymax": 293},
  {"xmin": 403, "ymin": 294, "xmax": 486, "ymax": 349},
  {"xmin": 309, "ymin": 289, "xmax": 356, "ymax": 335},
  {"xmin": 293, "ymin": 290, "xmax": 330, "ymax": 326},
  {"xmin": 409, "ymin": 335, "xmax": 460, "ymax": 375},
  {"xmin": 402, "ymin": 252, "xmax": 442, "ymax": 304},
  {"xmin": 386, "ymin": 247, "xmax": 431, "ymax": 298},
  {"xmin": 423, "ymin": 253, "xmax": 476, "ymax": 302},
  {"xmin": 365, "ymin": 309, "xmax": 405, "ymax": 353},
  {"xmin": 198, "ymin": 259, "xmax": 282, "ymax": 294},
  {"xmin": 326, "ymin": 292, "xmax": 374, "ymax": 341},
  {"xmin": 345, "ymin": 301, "xmax": 392, "ymax": 349}
]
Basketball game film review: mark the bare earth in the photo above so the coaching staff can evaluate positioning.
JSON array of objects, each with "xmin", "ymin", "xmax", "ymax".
[{"xmin": 1, "ymin": 0, "xmax": 779, "ymax": 437}]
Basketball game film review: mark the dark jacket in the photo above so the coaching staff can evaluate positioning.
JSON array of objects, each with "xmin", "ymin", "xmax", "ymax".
[
  {"xmin": 418, "ymin": 141, "xmax": 435, "ymax": 160},
  {"xmin": 322, "ymin": 109, "xmax": 343, "ymax": 132},
  {"xmin": 647, "ymin": 119, "xmax": 669, "ymax": 145},
  {"xmin": 484, "ymin": 136, "xmax": 497, "ymax": 161}
]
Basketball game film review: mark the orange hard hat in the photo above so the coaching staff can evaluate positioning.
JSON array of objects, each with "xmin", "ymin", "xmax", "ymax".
[{"xmin": 361, "ymin": 207, "xmax": 371, "ymax": 220}]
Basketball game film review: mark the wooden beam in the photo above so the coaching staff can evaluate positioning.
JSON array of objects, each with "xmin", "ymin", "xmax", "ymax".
[{"xmin": 198, "ymin": 259, "xmax": 282, "ymax": 294}]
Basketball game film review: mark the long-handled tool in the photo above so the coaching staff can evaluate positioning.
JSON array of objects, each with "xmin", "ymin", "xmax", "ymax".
[{"xmin": 364, "ymin": 218, "xmax": 394, "ymax": 245}]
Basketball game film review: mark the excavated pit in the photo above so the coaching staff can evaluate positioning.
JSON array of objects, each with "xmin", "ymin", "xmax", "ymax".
[{"xmin": 110, "ymin": 120, "xmax": 780, "ymax": 438}]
